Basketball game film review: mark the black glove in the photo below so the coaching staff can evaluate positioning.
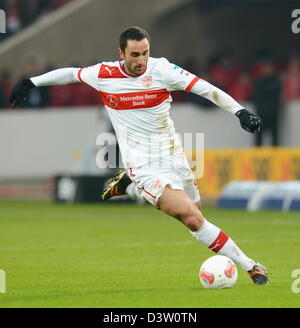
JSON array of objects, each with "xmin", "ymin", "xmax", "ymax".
[
  {"xmin": 235, "ymin": 109, "xmax": 263, "ymax": 133},
  {"xmin": 9, "ymin": 78, "xmax": 36, "ymax": 108}
]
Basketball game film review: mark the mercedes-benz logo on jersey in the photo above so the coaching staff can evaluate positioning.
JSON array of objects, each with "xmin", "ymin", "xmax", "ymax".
[{"xmin": 107, "ymin": 94, "xmax": 118, "ymax": 108}]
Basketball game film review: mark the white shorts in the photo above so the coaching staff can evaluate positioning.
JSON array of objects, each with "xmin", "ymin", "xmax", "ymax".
[{"xmin": 127, "ymin": 158, "xmax": 200, "ymax": 208}]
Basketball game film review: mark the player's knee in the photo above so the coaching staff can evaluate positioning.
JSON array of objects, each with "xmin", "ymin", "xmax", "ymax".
[
  {"xmin": 161, "ymin": 204, "xmax": 186, "ymax": 220},
  {"xmin": 180, "ymin": 211, "xmax": 204, "ymax": 231},
  {"xmin": 174, "ymin": 201, "xmax": 205, "ymax": 231},
  {"xmin": 161, "ymin": 198, "xmax": 193, "ymax": 220},
  {"xmin": 160, "ymin": 197, "xmax": 204, "ymax": 231}
]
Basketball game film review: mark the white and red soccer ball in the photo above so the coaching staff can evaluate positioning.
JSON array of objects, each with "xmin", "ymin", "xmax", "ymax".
[{"xmin": 199, "ymin": 255, "xmax": 238, "ymax": 289}]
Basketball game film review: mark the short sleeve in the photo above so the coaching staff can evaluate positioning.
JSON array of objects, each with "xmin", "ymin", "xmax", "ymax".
[
  {"xmin": 159, "ymin": 58, "xmax": 200, "ymax": 92},
  {"xmin": 77, "ymin": 63, "xmax": 101, "ymax": 90}
]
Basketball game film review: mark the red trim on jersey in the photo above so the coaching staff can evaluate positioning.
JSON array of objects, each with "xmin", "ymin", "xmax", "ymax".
[
  {"xmin": 98, "ymin": 64, "xmax": 127, "ymax": 79},
  {"xmin": 77, "ymin": 68, "xmax": 84, "ymax": 83},
  {"xmin": 118, "ymin": 61, "xmax": 148, "ymax": 77},
  {"xmin": 129, "ymin": 168, "xmax": 136, "ymax": 177},
  {"xmin": 137, "ymin": 186, "xmax": 156, "ymax": 199},
  {"xmin": 143, "ymin": 188, "xmax": 157, "ymax": 199},
  {"xmin": 99, "ymin": 89, "xmax": 170, "ymax": 110},
  {"xmin": 208, "ymin": 231, "xmax": 229, "ymax": 253},
  {"xmin": 185, "ymin": 76, "xmax": 200, "ymax": 93},
  {"xmin": 77, "ymin": 67, "xmax": 99, "ymax": 92}
]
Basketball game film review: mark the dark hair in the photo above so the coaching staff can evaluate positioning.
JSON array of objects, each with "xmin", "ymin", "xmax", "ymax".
[{"xmin": 119, "ymin": 26, "xmax": 150, "ymax": 52}]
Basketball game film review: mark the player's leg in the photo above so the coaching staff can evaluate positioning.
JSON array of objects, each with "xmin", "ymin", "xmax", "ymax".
[
  {"xmin": 101, "ymin": 166, "xmax": 202, "ymax": 207},
  {"xmin": 102, "ymin": 167, "xmax": 204, "ymax": 231},
  {"xmin": 158, "ymin": 186, "xmax": 269, "ymax": 284},
  {"xmin": 102, "ymin": 170, "xmax": 268, "ymax": 284},
  {"xmin": 194, "ymin": 201, "xmax": 201, "ymax": 210},
  {"xmin": 157, "ymin": 187, "xmax": 205, "ymax": 230}
]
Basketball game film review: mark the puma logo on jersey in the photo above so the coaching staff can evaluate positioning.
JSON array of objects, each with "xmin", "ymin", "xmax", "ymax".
[
  {"xmin": 98, "ymin": 64, "xmax": 126, "ymax": 79},
  {"xmin": 105, "ymin": 67, "xmax": 114, "ymax": 76}
]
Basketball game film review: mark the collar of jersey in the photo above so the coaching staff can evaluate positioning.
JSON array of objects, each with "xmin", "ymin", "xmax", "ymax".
[{"xmin": 118, "ymin": 60, "xmax": 148, "ymax": 78}]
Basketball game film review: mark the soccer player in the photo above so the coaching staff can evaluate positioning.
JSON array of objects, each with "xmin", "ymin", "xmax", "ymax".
[{"xmin": 10, "ymin": 26, "xmax": 268, "ymax": 284}]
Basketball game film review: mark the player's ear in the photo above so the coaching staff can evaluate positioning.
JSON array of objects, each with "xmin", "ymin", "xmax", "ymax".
[{"xmin": 118, "ymin": 48, "xmax": 125, "ymax": 60}]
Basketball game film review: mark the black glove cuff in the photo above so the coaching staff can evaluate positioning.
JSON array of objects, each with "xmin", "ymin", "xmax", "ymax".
[
  {"xmin": 235, "ymin": 109, "xmax": 246, "ymax": 118},
  {"xmin": 23, "ymin": 78, "xmax": 36, "ymax": 89}
]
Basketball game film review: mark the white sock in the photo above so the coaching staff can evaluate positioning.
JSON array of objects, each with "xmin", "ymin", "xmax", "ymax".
[
  {"xmin": 218, "ymin": 238, "xmax": 256, "ymax": 271},
  {"xmin": 191, "ymin": 219, "xmax": 255, "ymax": 271},
  {"xmin": 126, "ymin": 183, "xmax": 139, "ymax": 198}
]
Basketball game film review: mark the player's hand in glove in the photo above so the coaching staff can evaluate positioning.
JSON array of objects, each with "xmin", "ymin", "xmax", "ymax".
[
  {"xmin": 235, "ymin": 109, "xmax": 263, "ymax": 133},
  {"xmin": 9, "ymin": 78, "xmax": 36, "ymax": 108}
]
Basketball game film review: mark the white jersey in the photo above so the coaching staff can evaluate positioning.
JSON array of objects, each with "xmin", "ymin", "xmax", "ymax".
[{"xmin": 77, "ymin": 57, "xmax": 199, "ymax": 169}]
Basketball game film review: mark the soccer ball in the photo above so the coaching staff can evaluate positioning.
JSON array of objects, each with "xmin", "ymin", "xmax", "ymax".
[{"xmin": 199, "ymin": 255, "xmax": 238, "ymax": 289}]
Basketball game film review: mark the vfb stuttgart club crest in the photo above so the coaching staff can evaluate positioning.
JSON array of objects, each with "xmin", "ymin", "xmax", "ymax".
[{"xmin": 140, "ymin": 76, "xmax": 152, "ymax": 88}]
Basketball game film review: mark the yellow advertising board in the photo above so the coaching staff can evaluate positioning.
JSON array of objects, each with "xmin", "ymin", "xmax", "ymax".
[{"xmin": 187, "ymin": 148, "xmax": 300, "ymax": 198}]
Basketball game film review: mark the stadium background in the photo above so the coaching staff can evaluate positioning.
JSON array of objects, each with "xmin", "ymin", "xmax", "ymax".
[
  {"xmin": 1, "ymin": 0, "xmax": 300, "ymax": 202},
  {"xmin": 1, "ymin": 0, "xmax": 300, "ymax": 309}
]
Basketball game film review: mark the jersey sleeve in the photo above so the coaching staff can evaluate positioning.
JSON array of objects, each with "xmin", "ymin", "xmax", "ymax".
[
  {"xmin": 159, "ymin": 58, "xmax": 200, "ymax": 92},
  {"xmin": 190, "ymin": 78, "xmax": 244, "ymax": 114},
  {"xmin": 30, "ymin": 68, "xmax": 80, "ymax": 86},
  {"xmin": 77, "ymin": 63, "xmax": 102, "ymax": 90}
]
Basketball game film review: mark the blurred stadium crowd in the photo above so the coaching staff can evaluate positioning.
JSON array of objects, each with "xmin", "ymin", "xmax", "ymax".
[
  {"xmin": 172, "ymin": 50, "xmax": 300, "ymax": 107},
  {"xmin": 0, "ymin": 0, "xmax": 74, "ymax": 40},
  {"xmin": 0, "ymin": 0, "xmax": 299, "ymax": 109},
  {"xmin": 0, "ymin": 50, "xmax": 299, "ymax": 109}
]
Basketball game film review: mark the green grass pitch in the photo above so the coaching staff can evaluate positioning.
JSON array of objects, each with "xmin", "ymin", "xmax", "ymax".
[{"xmin": 0, "ymin": 200, "xmax": 300, "ymax": 308}]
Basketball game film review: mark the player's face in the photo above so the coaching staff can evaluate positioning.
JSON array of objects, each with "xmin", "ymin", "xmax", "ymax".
[{"xmin": 119, "ymin": 38, "xmax": 150, "ymax": 76}]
